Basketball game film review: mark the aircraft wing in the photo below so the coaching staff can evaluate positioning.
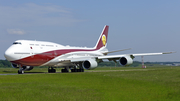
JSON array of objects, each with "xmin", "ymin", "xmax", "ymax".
[
  {"xmin": 56, "ymin": 51, "xmax": 174, "ymax": 63},
  {"xmin": 67, "ymin": 57, "xmax": 95, "ymax": 62},
  {"xmin": 50, "ymin": 51, "xmax": 174, "ymax": 69},
  {"xmin": 97, "ymin": 51, "xmax": 174, "ymax": 66},
  {"xmin": 132, "ymin": 51, "xmax": 174, "ymax": 56},
  {"xmin": 98, "ymin": 51, "xmax": 174, "ymax": 60}
]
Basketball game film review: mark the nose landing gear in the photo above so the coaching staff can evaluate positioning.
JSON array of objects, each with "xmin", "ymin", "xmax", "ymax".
[
  {"xmin": 18, "ymin": 66, "xmax": 24, "ymax": 74},
  {"xmin": 18, "ymin": 69, "xmax": 24, "ymax": 74}
]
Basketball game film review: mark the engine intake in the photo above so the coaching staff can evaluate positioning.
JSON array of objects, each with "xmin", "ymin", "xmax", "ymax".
[
  {"xmin": 82, "ymin": 59, "xmax": 98, "ymax": 70},
  {"xmin": 119, "ymin": 56, "xmax": 133, "ymax": 66}
]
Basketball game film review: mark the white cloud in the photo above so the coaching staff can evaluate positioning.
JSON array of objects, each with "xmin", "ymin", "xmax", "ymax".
[
  {"xmin": 0, "ymin": 3, "xmax": 80, "ymax": 27},
  {"xmin": 7, "ymin": 29, "xmax": 26, "ymax": 35}
]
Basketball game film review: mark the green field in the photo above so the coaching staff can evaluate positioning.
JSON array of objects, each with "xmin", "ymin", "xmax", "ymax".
[{"xmin": 0, "ymin": 66, "xmax": 180, "ymax": 101}]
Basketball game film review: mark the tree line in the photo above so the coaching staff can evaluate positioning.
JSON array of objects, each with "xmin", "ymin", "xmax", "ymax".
[
  {"xmin": 0, "ymin": 59, "xmax": 178, "ymax": 68},
  {"xmin": 0, "ymin": 60, "xmax": 11, "ymax": 67},
  {"xmin": 0, "ymin": 59, "xmax": 142, "ymax": 68}
]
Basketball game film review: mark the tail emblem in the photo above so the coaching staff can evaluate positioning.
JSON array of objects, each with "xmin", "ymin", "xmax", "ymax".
[{"xmin": 102, "ymin": 35, "xmax": 106, "ymax": 46}]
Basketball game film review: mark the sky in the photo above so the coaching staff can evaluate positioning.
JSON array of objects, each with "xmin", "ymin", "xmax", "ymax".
[{"xmin": 0, "ymin": 0, "xmax": 179, "ymax": 62}]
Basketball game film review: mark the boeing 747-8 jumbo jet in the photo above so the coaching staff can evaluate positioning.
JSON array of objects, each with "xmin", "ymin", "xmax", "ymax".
[{"xmin": 4, "ymin": 25, "xmax": 173, "ymax": 74}]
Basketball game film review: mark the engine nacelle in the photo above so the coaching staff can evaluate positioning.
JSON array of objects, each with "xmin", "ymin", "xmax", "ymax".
[
  {"xmin": 119, "ymin": 56, "xmax": 133, "ymax": 66},
  {"xmin": 82, "ymin": 59, "xmax": 98, "ymax": 70}
]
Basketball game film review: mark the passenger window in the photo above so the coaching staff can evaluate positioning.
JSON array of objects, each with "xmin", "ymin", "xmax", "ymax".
[{"xmin": 13, "ymin": 42, "xmax": 21, "ymax": 45}]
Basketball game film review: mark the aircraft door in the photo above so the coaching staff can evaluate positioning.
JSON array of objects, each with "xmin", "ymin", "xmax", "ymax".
[
  {"xmin": 30, "ymin": 46, "xmax": 34, "ymax": 58},
  {"xmin": 54, "ymin": 50, "xmax": 57, "ymax": 58}
]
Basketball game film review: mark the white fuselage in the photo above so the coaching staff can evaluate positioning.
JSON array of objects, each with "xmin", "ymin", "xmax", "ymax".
[{"xmin": 4, "ymin": 40, "xmax": 107, "ymax": 67}]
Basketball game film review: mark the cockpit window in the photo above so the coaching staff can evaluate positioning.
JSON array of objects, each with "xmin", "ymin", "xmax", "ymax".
[{"xmin": 13, "ymin": 42, "xmax": 22, "ymax": 45}]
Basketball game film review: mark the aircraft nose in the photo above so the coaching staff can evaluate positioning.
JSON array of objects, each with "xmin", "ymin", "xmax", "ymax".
[{"xmin": 4, "ymin": 48, "xmax": 14, "ymax": 61}]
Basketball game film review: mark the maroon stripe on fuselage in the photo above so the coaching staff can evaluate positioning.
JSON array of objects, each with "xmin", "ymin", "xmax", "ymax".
[{"xmin": 11, "ymin": 48, "xmax": 97, "ymax": 66}]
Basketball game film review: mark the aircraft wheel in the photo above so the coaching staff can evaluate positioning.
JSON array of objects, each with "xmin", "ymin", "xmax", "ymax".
[
  {"xmin": 48, "ymin": 68, "xmax": 52, "ymax": 73},
  {"xmin": 61, "ymin": 69, "xmax": 69, "ymax": 73},
  {"xmin": 61, "ymin": 69, "xmax": 64, "ymax": 73},
  {"xmin": 71, "ymin": 69, "xmax": 77, "ymax": 72},
  {"xmin": 77, "ymin": 69, "xmax": 84, "ymax": 72},
  {"xmin": 81, "ymin": 69, "xmax": 84, "ymax": 72},
  {"xmin": 18, "ymin": 70, "xmax": 23, "ymax": 74},
  {"xmin": 48, "ymin": 67, "xmax": 56, "ymax": 73},
  {"xmin": 52, "ymin": 69, "xmax": 56, "ymax": 73}
]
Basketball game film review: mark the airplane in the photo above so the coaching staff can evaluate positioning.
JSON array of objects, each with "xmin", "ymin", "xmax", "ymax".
[{"xmin": 4, "ymin": 25, "xmax": 173, "ymax": 74}]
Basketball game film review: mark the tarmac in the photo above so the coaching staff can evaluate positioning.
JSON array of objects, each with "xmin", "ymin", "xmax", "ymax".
[{"xmin": 0, "ymin": 69, "xmax": 155, "ymax": 75}]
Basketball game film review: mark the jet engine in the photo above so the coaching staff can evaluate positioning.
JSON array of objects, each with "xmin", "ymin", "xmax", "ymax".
[
  {"xmin": 82, "ymin": 59, "xmax": 98, "ymax": 70},
  {"xmin": 119, "ymin": 56, "xmax": 133, "ymax": 66},
  {"xmin": 11, "ymin": 63, "xmax": 34, "ymax": 71}
]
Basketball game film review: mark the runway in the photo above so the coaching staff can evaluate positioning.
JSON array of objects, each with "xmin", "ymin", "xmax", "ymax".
[
  {"xmin": 0, "ymin": 69, "xmax": 155, "ymax": 75},
  {"xmin": 0, "ymin": 73, "xmax": 17, "ymax": 75},
  {"xmin": 86, "ymin": 69, "xmax": 155, "ymax": 72}
]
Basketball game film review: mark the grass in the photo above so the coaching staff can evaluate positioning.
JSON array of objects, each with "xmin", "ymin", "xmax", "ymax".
[{"xmin": 0, "ymin": 66, "xmax": 180, "ymax": 101}]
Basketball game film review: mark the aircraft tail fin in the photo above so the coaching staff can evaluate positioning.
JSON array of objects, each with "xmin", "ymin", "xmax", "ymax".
[{"xmin": 94, "ymin": 25, "xmax": 109, "ymax": 50}]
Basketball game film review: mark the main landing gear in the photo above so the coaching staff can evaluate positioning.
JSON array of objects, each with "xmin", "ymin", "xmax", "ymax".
[
  {"xmin": 48, "ymin": 67, "xmax": 56, "ymax": 73},
  {"xmin": 47, "ymin": 65, "xmax": 84, "ymax": 73},
  {"xmin": 71, "ymin": 68, "xmax": 84, "ymax": 72},
  {"xmin": 61, "ymin": 66, "xmax": 84, "ymax": 73},
  {"xmin": 61, "ymin": 67, "xmax": 69, "ymax": 73}
]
